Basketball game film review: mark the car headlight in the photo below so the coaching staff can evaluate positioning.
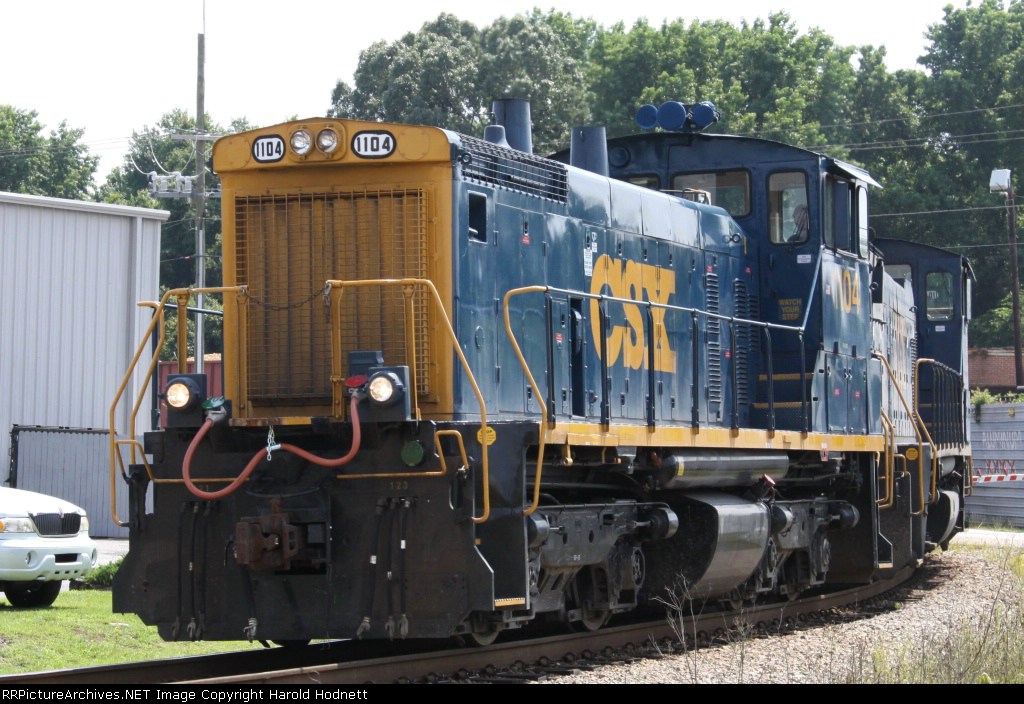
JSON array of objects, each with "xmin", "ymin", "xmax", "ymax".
[
  {"xmin": 0, "ymin": 516, "xmax": 36, "ymax": 533},
  {"xmin": 367, "ymin": 371, "xmax": 404, "ymax": 406},
  {"xmin": 317, "ymin": 128, "xmax": 339, "ymax": 154},
  {"xmin": 80, "ymin": 515, "xmax": 89, "ymax": 534},
  {"xmin": 290, "ymin": 129, "xmax": 313, "ymax": 156}
]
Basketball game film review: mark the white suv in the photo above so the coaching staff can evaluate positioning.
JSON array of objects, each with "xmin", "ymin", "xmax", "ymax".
[{"xmin": 0, "ymin": 487, "xmax": 98, "ymax": 607}]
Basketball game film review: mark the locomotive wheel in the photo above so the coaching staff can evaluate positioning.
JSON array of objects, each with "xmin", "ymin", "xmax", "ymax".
[
  {"xmin": 573, "ymin": 606, "xmax": 611, "ymax": 632},
  {"xmin": 465, "ymin": 614, "xmax": 500, "ymax": 647},
  {"xmin": 467, "ymin": 626, "xmax": 500, "ymax": 647},
  {"xmin": 569, "ymin": 566, "xmax": 612, "ymax": 632}
]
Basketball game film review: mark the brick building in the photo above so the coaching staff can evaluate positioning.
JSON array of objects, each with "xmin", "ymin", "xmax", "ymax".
[{"xmin": 969, "ymin": 347, "xmax": 1022, "ymax": 393}]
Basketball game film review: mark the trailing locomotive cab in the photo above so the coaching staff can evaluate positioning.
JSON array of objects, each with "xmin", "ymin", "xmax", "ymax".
[
  {"xmin": 575, "ymin": 101, "xmax": 972, "ymax": 594},
  {"xmin": 110, "ymin": 99, "xmax": 972, "ymax": 645}
]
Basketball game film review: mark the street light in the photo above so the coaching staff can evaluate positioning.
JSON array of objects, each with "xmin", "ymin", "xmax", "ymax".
[{"xmin": 990, "ymin": 168, "xmax": 1023, "ymax": 388}]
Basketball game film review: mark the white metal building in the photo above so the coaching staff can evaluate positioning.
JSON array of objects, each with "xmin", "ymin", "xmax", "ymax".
[{"xmin": 0, "ymin": 192, "xmax": 167, "ymax": 535}]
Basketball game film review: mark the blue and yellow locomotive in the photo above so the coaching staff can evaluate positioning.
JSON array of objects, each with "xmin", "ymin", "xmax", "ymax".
[{"xmin": 110, "ymin": 99, "xmax": 972, "ymax": 645}]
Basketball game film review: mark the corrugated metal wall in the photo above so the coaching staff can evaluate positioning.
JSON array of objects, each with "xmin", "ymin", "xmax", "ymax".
[
  {"xmin": 966, "ymin": 402, "xmax": 1024, "ymax": 528},
  {"xmin": 0, "ymin": 193, "xmax": 166, "ymax": 513},
  {"xmin": 967, "ymin": 480, "xmax": 1024, "ymax": 529},
  {"xmin": 9, "ymin": 426, "xmax": 128, "ymax": 538}
]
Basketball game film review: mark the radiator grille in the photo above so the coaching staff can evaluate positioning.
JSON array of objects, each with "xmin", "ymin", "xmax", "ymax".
[
  {"xmin": 31, "ymin": 512, "xmax": 81, "ymax": 537},
  {"xmin": 705, "ymin": 273, "xmax": 722, "ymax": 404},
  {"xmin": 235, "ymin": 188, "xmax": 431, "ymax": 404}
]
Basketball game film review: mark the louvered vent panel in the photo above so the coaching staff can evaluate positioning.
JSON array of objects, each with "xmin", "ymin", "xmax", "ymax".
[
  {"xmin": 705, "ymin": 272, "xmax": 722, "ymax": 404},
  {"xmin": 235, "ymin": 189, "xmax": 430, "ymax": 404},
  {"xmin": 733, "ymin": 279, "xmax": 752, "ymax": 406}
]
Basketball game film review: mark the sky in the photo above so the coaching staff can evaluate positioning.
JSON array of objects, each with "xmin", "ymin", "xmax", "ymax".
[{"xmin": 1, "ymin": 0, "xmax": 974, "ymax": 181}]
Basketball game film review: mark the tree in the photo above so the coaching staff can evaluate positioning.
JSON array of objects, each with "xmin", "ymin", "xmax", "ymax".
[
  {"xmin": 872, "ymin": 0, "xmax": 1024, "ymax": 318},
  {"xmin": 334, "ymin": 13, "xmax": 485, "ymax": 133},
  {"xmin": 477, "ymin": 10, "xmax": 593, "ymax": 153},
  {"xmin": 972, "ymin": 289, "xmax": 1021, "ymax": 347},
  {"xmin": 99, "ymin": 109, "xmax": 234, "ymax": 358},
  {"xmin": 0, "ymin": 105, "xmax": 98, "ymax": 198},
  {"xmin": 332, "ymin": 11, "xmax": 594, "ymax": 153},
  {"xmin": 586, "ymin": 14, "xmax": 864, "ymax": 144}
]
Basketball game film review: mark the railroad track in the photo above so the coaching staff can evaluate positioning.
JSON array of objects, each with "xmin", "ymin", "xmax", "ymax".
[{"xmin": 2, "ymin": 565, "xmax": 917, "ymax": 685}]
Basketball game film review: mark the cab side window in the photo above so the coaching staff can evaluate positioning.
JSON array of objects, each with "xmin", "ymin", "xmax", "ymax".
[
  {"xmin": 673, "ymin": 170, "xmax": 751, "ymax": 217},
  {"xmin": 828, "ymin": 178, "xmax": 853, "ymax": 253},
  {"xmin": 926, "ymin": 271, "xmax": 954, "ymax": 321},
  {"xmin": 856, "ymin": 186, "xmax": 869, "ymax": 257},
  {"xmin": 768, "ymin": 172, "xmax": 808, "ymax": 244},
  {"xmin": 468, "ymin": 192, "xmax": 487, "ymax": 243}
]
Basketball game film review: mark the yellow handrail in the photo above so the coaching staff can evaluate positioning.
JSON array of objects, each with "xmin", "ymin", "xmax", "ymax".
[
  {"xmin": 325, "ymin": 278, "xmax": 491, "ymax": 524},
  {"xmin": 109, "ymin": 287, "xmax": 245, "ymax": 527},
  {"xmin": 913, "ymin": 358, "xmax": 954, "ymax": 504},
  {"xmin": 873, "ymin": 353, "xmax": 927, "ymax": 517},
  {"xmin": 501, "ymin": 286, "xmax": 551, "ymax": 518},
  {"xmin": 878, "ymin": 412, "xmax": 895, "ymax": 509}
]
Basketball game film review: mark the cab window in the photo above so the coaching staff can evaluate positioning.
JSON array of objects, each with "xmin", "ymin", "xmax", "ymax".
[
  {"xmin": 857, "ymin": 186, "xmax": 870, "ymax": 257},
  {"xmin": 623, "ymin": 174, "xmax": 660, "ymax": 190},
  {"xmin": 828, "ymin": 178, "xmax": 854, "ymax": 253},
  {"xmin": 926, "ymin": 271, "xmax": 954, "ymax": 321},
  {"xmin": 768, "ymin": 172, "xmax": 809, "ymax": 244},
  {"xmin": 468, "ymin": 192, "xmax": 487, "ymax": 243},
  {"xmin": 672, "ymin": 170, "xmax": 750, "ymax": 217},
  {"xmin": 886, "ymin": 264, "xmax": 912, "ymax": 286}
]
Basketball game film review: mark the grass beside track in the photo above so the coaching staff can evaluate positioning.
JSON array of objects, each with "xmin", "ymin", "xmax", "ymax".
[{"xmin": 0, "ymin": 589, "xmax": 262, "ymax": 675}]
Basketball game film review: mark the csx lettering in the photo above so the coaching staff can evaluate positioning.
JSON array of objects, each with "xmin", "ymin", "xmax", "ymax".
[
  {"xmin": 589, "ymin": 254, "xmax": 676, "ymax": 372},
  {"xmin": 830, "ymin": 266, "xmax": 862, "ymax": 314}
]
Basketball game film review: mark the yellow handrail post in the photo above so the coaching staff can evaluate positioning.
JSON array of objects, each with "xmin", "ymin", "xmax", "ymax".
[
  {"xmin": 502, "ymin": 286, "xmax": 551, "ymax": 517},
  {"xmin": 874, "ymin": 353, "xmax": 927, "ymax": 517},
  {"xmin": 324, "ymin": 278, "xmax": 491, "ymax": 524},
  {"xmin": 109, "ymin": 287, "xmax": 245, "ymax": 527},
  {"xmin": 914, "ymin": 358, "xmax": 948, "ymax": 505},
  {"xmin": 175, "ymin": 292, "xmax": 190, "ymax": 373}
]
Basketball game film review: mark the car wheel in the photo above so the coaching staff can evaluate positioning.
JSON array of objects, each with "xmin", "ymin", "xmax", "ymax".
[{"xmin": 4, "ymin": 581, "xmax": 63, "ymax": 608}]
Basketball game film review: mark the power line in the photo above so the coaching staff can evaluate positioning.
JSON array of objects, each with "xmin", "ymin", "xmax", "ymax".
[{"xmin": 872, "ymin": 204, "xmax": 1015, "ymax": 218}]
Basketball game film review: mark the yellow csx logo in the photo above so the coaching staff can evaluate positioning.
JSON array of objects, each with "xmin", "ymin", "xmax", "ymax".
[{"xmin": 588, "ymin": 254, "xmax": 676, "ymax": 372}]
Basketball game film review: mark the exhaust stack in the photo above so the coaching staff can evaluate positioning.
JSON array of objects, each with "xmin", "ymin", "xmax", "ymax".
[
  {"xmin": 569, "ymin": 126, "xmax": 609, "ymax": 176},
  {"xmin": 491, "ymin": 99, "xmax": 533, "ymax": 154}
]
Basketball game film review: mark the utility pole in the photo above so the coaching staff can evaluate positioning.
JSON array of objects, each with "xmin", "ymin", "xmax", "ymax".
[
  {"xmin": 1009, "ymin": 183, "xmax": 1023, "ymax": 388},
  {"xmin": 194, "ymin": 31, "xmax": 206, "ymax": 374},
  {"xmin": 991, "ymin": 169, "xmax": 1023, "ymax": 388}
]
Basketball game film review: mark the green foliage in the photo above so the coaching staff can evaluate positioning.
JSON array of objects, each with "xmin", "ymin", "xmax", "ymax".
[
  {"xmin": 332, "ymin": 10, "xmax": 592, "ymax": 153},
  {"xmin": 72, "ymin": 557, "xmax": 124, "ymax": 590},
  {"xmin": 972, "ymin": 290, "xmax": 1022, "ymax": 348},
  {"xmin": 0, "ymin": 589, "xmax": 260, "ymax": 675},
  {"xmin": 0, "ymin": 105, "xmax": 98, "ymax": 198},
  {"xmin": 336, "ymin": 13, "xmax": 485, "ymax": 132},
  {"xmin": 98, "ymin": 109, "xmax": 231, "ymax": 357},
  {"xmin": 972, "ymin": 387, "xmax": 1024, "ymax": 405}
]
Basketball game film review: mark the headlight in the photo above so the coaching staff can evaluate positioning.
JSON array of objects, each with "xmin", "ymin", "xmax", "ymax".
[
  {"xmin": 317, "ymin": 129, "xmax": 339, "ymax": 154},
  {"xmin": 290, "ymin": 129, "xmax": 313, "ymax": 155},
  {"xmin": 166, "ymin": 381, "xmax": 194, "ymax": 409},
  {"xmin": 80, "ymin": 516, "xmax": 89, "ymax": 534},
  {"xmin": 0, "ymin": 517, "xmax": 36, "ymax": 533},
  {"xmin": 368, "ymin": 371, "xmax": 404, "ymax": 406}
]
